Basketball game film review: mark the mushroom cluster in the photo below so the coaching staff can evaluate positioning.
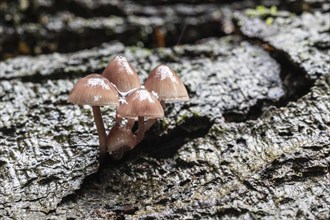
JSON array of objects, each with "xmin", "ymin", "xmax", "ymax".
[{"xmin": 68, "ymin": 56, "xmax": 189, "ymax": 160}]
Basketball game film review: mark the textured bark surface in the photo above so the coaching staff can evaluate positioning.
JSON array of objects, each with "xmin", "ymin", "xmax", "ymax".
[
  {"xmin": 0, "ymin": 0, "xmax": 232, "ymax": 60},
  {"xmin": 0, "ymin": 0, "xmax": 329, "ymax": 219}
]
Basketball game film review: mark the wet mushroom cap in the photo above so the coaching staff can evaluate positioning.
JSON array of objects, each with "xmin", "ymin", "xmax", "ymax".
[
  {"xmin": 106, "ymin": 123, "xmax": 136, "ymax": 153},
  {"xmin": 117, "ymin": 88, "xmax": 164, "ymax": 119},
  {"xmin": 144, "ymin": 64, "xmax": 189, "ymax": 102},
  {"xmin": 102, "ymin": 56, "xmax": 141, "ymax": 92},
  {"xmin": 68, "ymin": 74, "xmax": 119, "ymax": 107}
]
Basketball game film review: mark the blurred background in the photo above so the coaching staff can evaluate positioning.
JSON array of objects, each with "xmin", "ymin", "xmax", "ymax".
[{"xmin": 0, "ymin": 0, "xmax": 322, "ymax": 60}]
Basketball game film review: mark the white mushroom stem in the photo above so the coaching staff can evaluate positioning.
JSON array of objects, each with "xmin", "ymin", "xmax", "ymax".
[
  {"xmin": 92, "ymin": 106, "xmax": 107, "ymax": 159},
  {"xmin": 137, "ymin": 116, "xmax": 145, "ymax": 144}
]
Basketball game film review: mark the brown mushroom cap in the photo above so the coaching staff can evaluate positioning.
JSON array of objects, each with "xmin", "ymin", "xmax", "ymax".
[
  {"xmin": 68, "ymin": 74, "xmax": 119, "ymax": 106},
  {"xmin": 117, "ymin": 88, "xmax": 164, "ymax": 119},
  {"xmin": 144, "ymin": 64, "xmax": 189, "ymax": 102},
  {"xmin": 106, "ymin": 123, "xmax": 136, "ymax": 153},
  {"xmin": 102, "ymin": 56, "xmax": 141, "ymax": 92}
]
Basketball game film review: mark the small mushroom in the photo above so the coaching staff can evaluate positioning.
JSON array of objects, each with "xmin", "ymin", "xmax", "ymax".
[
  {"xmin": 102, "ymin": 56, "xmax": 141, "ymax": 93},
  {"xmin": 144, "ymin": 64, "xmax": 189, "ymax": 104},
  {"xmin": 106, "ymin": 122, "xmax": 136, "ymax": 160},
  {"xmin": 117, "ymin": 87, "xmax": 164, "ymax": 143},
  {"xmin": 68, "ymin": 74, "xmax": 119, "ymax": 159},
  {"xmin": 68, "ymin": 59, "xmax": 189, "ymax": 161},
  {"xmin": 144, "ymin": 64, "xmax": 189, "ymax": 130}
]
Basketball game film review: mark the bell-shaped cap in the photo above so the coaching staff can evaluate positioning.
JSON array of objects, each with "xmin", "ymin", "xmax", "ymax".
[
  {"xmin": 144, "ymin": 64, "xmax": 189, "ymax": 102},
  {"xmin": 117, "ymin": 88, "xmax": 164, "ymax": 119},
  {"xmin": 102, "ymin": 56, "xmax": 141, "ymax": 92},
  {"xmin": 106, "ymin": 123, "xmax": 136, "ymax": 154},
  {"xmin": 68, "ymin": 74, "xmax": 119, "ymax": 107}
]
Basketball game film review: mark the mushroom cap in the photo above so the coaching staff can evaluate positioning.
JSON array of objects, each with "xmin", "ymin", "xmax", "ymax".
[
  {"xmin": 144, "ymin": 64, "xmax": 189, "ymax": 102},
  {"xmin": 117, "ymin": 88, "xmax": 164, "ymax": 119},
  {"xmin": 102, "ymin": 56, "xmax": 141, "ymax": 92},
  {"xmin": 106, "ymin": 123, "xmax": 136, "ymax": 153},
  {"xmin": 68, "ymin": 74, "xmax": 119, "ymax": 106}
]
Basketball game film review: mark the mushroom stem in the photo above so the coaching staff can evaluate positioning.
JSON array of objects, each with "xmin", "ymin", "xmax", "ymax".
[
  {"xmin": 92, "ymin": 106, "xmax": 107, "ymax": 159},
  {"xmin": 160, "ymin": 100, "xmax": 165, "ymax": 108},
  {"xmin": 143, "ymin": 100, "xmax": 165, "ymax": 132},
  {"xmin": 137, "ymin": 116, "xmax": 145, "ymax": 144},
  {"xmin": 127, "ymin": 118, "xmax": 136, "ymax": 129},
  {"xmin": 144, "ymin": 119, "xmax": 157, "ymax": 131},
  {"xmin": 115, "ymin": 116, "xmax": 122, "ymax": 124}
]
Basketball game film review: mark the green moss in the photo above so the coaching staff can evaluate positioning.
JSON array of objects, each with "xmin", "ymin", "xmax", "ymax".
[
  {"xmin": 176, "ymin": 114, "xmax": 188, "ymax": 124},
  {"xmin": 129, "ymin": 46, "xmax": 138, "ymax": 53},
  {"xmin": 161, "ymin": 117, "xmax": 171, "ymax": 129},
  {"xmin": 129, "ymin": 46, "xmax": 152, "ymax": 56},
  {"xmin": 210, "ymin": 125, "xmax": 226, "ymax": 136},
  {"xmin": 176, "ymin": 111, "xmax": 201, "ymax": 124},
  {"xmin": 246, "ymin": 5, "xmax": 278, "ymax": 19},
  {"xmin": 265, "ymin": 17, "xmax": 274, "ymax": 25}
]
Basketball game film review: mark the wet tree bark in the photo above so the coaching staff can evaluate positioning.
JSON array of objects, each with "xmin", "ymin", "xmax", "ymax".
[{"xmin": 0, "ymin": 0, "xmax": 329, "ymax": 219}]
